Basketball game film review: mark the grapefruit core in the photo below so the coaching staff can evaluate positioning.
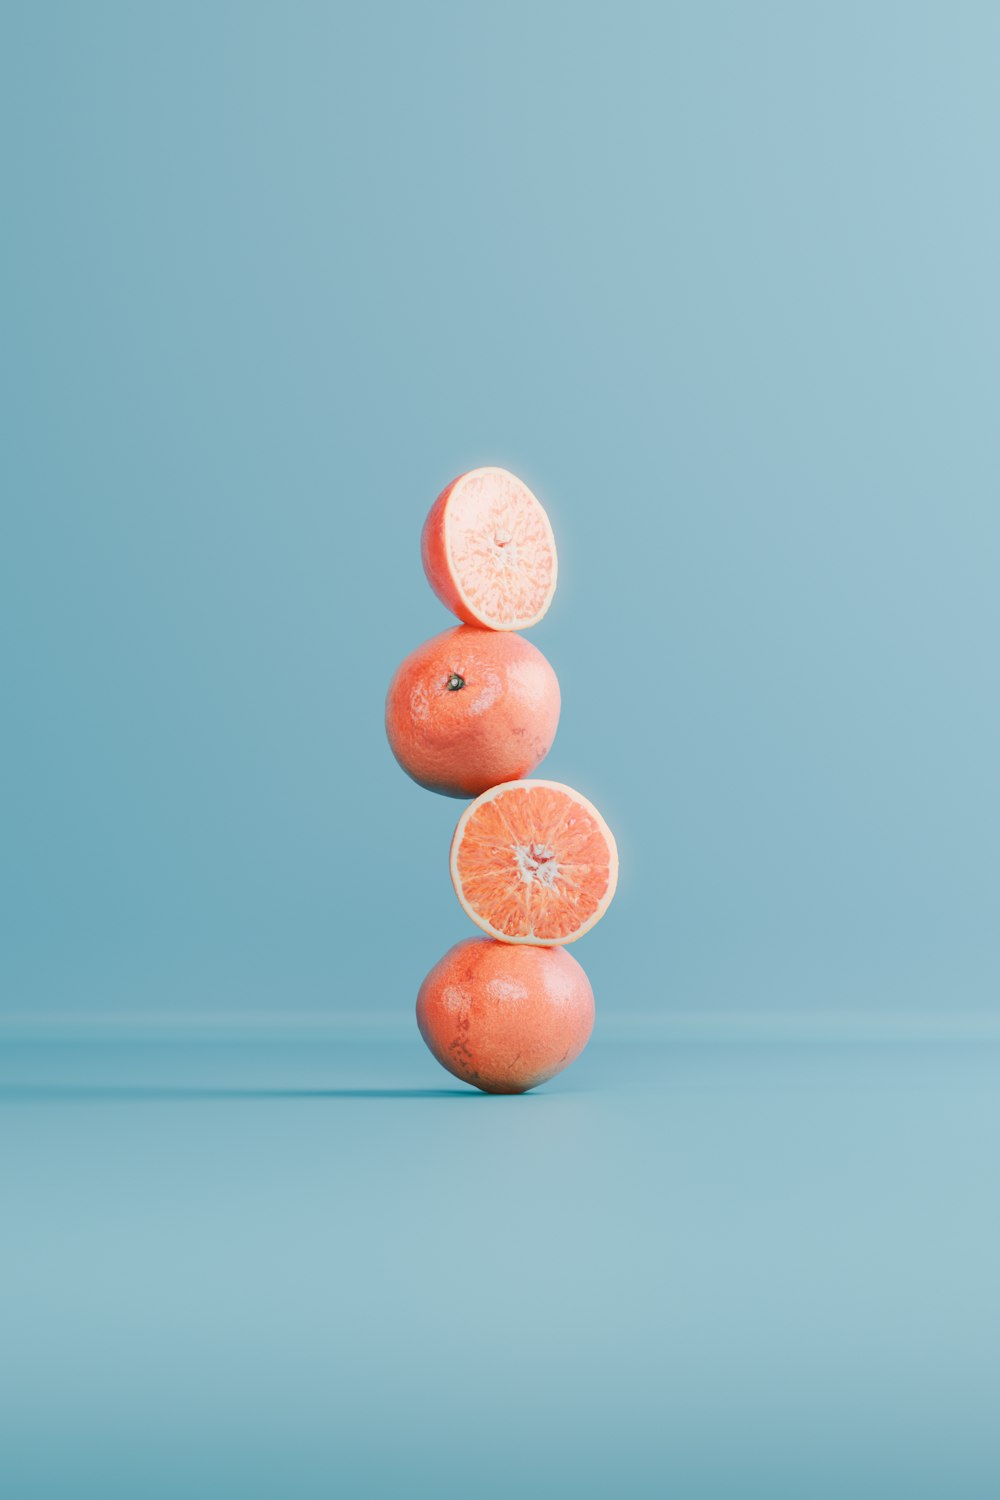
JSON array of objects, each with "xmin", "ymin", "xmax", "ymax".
[
  {"xmin": 450, "ymin": 780, "xmax": 619, "ymax": 946},
  {"xmin": 421, "ymin": 467, "xmax": 558, "ymax": 631}
]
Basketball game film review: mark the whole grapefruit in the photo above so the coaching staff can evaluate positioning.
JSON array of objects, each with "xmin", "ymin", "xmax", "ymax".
[
  {"xmin": 416, "ymin": 938, "xmax": 594, "ymax": 1094},
  {"xmin": 385, "ymin": 626, "xmax": 560, "ymax": 799}
]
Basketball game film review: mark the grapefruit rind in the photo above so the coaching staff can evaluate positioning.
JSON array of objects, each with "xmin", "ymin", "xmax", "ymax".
[
  {"xmin": 441, "ymin": 467, "xmax": 558, "ymax": 631},
  {"xmin": 449, "ymin": 778, "xmax": 619, "ymax": 946}
]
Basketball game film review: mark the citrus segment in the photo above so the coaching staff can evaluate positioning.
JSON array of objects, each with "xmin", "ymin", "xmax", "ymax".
[
  {"xmin": 421, "ymin": 467, "xmax": 558, "ymax": 631},
  {"xmin": 450, "ymin": 780, "xmax": 618, "ymax": 945}
]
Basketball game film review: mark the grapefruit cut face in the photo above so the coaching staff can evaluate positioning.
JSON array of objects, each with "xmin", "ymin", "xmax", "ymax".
[
  {"xmin": 450, "ymin": 780, "xmax": 618, "ymax": 945},
  {"xmin": 422, "ymin": 467, "xmax": 558, "ymax": 630}
]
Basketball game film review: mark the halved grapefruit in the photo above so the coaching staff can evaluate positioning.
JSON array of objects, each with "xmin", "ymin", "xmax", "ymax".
[
  {"xmin": 421, "ymin": 467, "xmax": 558, "ymax": 631},
  {"xmin": 450, "ymin": 780, "xmax": 618, "ymax": 945}
]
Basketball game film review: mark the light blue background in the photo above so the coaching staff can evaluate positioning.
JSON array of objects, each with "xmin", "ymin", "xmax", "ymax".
[
  {"xmin": 2, "ymin": 9, "xmax": 1000, "ymax": 1499},
  {"xmin": 3, "ymin": 1, "xmax": 997, "ymax": 1026}
]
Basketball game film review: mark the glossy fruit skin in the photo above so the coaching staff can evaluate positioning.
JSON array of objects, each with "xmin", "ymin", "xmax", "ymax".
[
  {"xmin": 421, "ymin": 477, "xmax": 473, "ymax": 624},
  {"xmin": 416, "ymin": 938, "xmax": 595, "ymax": 1094},
  {"xmin": 385, "ymin": 626, "xmax": 560, "ymax": 799}
]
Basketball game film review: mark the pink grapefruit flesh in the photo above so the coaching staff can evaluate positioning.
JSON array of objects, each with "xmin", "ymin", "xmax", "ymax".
[
  {"xmin": 421, "ymin": 467, "xmax": 558, "ymax": 631},
  {"xmin": 450, "ymin": 779, "xmax": 619, "ymax": 945}
]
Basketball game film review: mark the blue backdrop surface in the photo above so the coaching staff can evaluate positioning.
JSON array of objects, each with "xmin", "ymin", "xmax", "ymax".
[
  {"xmin": 3, "ymin": 9, "xmax": 1000, "ymax": 1500},
  {"xmin": 2, "ymin": 1, "xmax": 998, "ymax": 1026}
]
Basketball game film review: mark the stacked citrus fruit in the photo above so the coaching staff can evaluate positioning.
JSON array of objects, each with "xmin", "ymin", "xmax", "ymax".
[{"xmin": 386, "ymin": 467, "xmax": 618, "ymax": 1094}]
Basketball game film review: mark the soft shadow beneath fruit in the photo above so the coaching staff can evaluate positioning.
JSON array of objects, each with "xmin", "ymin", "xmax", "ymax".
[{"xmin": 0, "ymin": 1084, "xmax": 487, "ymax": 1103}]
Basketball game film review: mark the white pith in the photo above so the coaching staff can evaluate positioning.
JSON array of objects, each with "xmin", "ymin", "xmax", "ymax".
[
  {"xmin": 450, "ymin": 779, "xmax": 619, "ymax": 947},
  {"xmin": 514, "ymin": 842, "xmax": 560, "ymax": 888},
  {"xmin": 443, "ymin": 467, "xmax": 558, "ymax": 632}
]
